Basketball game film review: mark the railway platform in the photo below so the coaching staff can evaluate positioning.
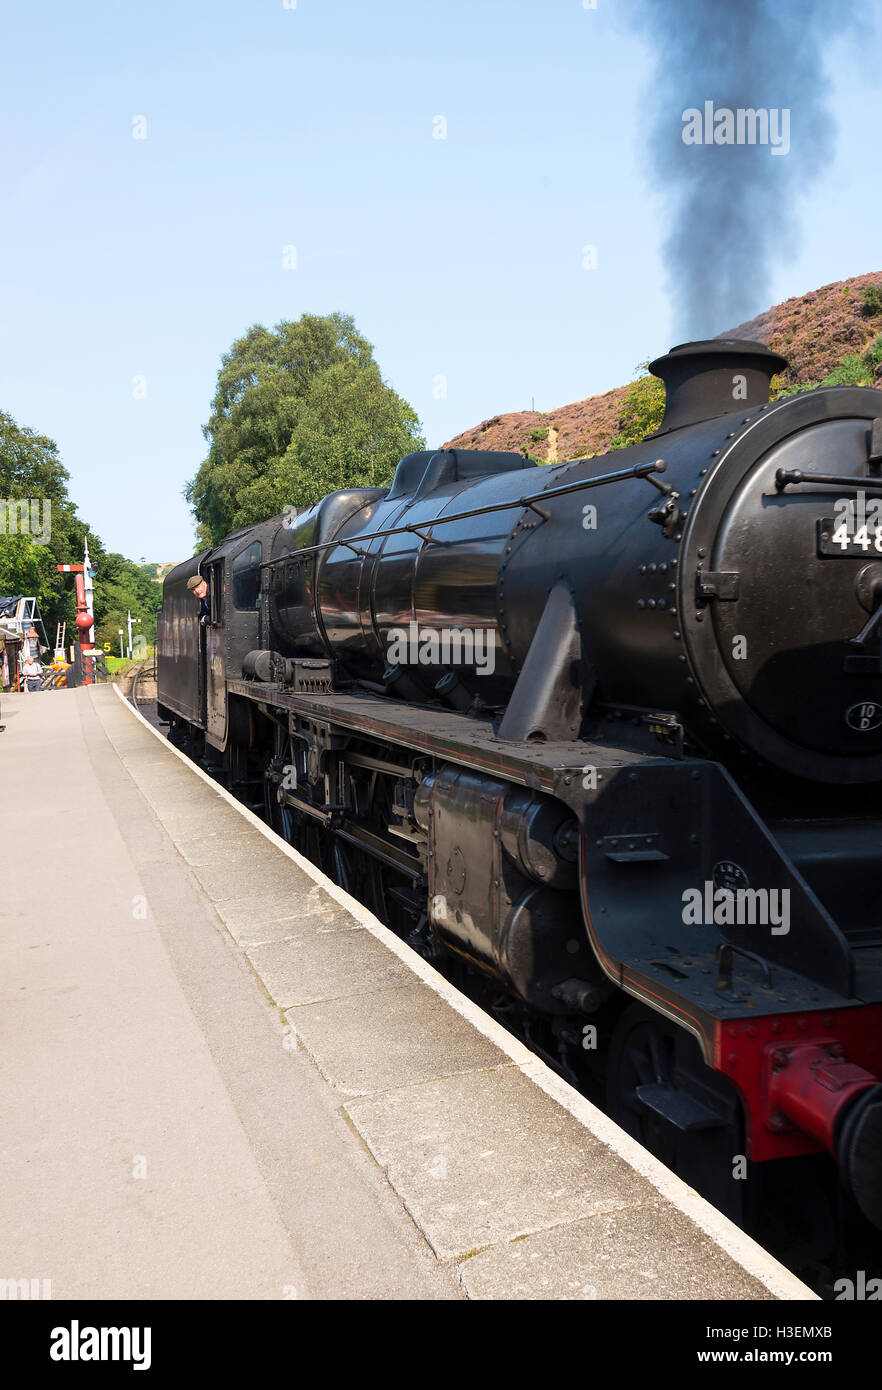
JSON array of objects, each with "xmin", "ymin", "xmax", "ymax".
[{"xmin": 0, "ymin": 684, "xmax": 815, "ymax": 1300}]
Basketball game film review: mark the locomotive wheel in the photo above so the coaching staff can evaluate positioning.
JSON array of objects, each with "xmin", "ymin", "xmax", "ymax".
[
  {"xmin": 608, "ymin": 1003, "xmax": 686, "ymax": 1168},
  {"xmin": 606, "ymin": 1001, "xmax": 744, "ymax": 1219}
]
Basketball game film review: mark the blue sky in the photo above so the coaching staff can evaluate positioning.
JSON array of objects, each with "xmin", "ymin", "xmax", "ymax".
[{"xmin": 1, "ymin": 0, "xmax": 879, "ymax": 560}]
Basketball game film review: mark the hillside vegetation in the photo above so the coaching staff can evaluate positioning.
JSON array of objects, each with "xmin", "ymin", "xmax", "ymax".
[{"xmin": 445, "ymin": 271, "xmax": 882, "ymax": 462}]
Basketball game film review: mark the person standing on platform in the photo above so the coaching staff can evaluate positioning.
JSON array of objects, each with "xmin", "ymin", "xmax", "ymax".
[{"xmin": 22, "ymin": 654, "xmax": 42, "ymax": 692}]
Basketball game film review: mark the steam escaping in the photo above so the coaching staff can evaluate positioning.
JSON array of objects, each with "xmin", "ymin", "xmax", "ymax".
[{"xmin": 627, "ymin": 0, "xmax": 861, "ymax": 337}]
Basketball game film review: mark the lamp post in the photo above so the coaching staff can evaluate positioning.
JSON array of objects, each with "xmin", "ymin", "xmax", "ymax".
[{"xmin": 118, "ymin": 629, "xmax": 124, "ymax": 659}]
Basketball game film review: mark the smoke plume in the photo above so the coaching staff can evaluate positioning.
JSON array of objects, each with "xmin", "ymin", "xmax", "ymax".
[{"xmin": 627, "ymin": 0, "xmax": 861, "ymax": 337}]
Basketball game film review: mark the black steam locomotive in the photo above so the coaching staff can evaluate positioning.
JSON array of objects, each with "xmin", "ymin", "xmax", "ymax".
[{"xmin": 158, "ymin": 340, "xmax": 882, "ymax": 1254}]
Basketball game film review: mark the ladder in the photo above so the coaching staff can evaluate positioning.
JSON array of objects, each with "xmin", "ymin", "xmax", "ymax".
[{"xmin": 54, "ymin": 622, "xmax": 66, "ymax": 660}]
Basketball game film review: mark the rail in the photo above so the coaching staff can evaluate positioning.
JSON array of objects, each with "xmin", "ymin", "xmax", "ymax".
[{"xmin": 130, "ymin": 660, "xmax": 156, "ymax": 707}]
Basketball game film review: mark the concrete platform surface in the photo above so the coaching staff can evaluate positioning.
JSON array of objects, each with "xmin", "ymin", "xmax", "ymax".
[{"xmin": 0, "ymin": 685, "xmax": 816, "ymax": 1300}]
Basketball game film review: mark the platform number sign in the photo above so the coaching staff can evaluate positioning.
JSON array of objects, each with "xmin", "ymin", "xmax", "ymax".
[{"xmin": 846, "ymin": 701, "xmax": 882, "ymax": 732}]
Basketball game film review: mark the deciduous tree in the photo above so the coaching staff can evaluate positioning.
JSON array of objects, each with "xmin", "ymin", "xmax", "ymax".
[{"xmin": 188, "ymin": 313, "xmax": 424, "ymax": 543}]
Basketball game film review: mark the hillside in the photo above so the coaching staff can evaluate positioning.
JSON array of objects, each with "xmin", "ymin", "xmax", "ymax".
[
  {"xmin": 138, "ymin": 562, "xmax": 177, "ymax": 584},
  {"xmin": 445, "ymin": 271, "xmax": 882, "ymax": 463}
]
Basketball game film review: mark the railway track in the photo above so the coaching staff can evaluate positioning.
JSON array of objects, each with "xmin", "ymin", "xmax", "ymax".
[{"xmin": 128, "ymin": 662, "xmax": 164, "ymax": 728}]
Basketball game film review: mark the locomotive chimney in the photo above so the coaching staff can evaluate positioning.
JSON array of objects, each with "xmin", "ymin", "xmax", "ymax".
[{"xmin": 648, "ymin": 338, "xmax": 788, "ymax": 435}]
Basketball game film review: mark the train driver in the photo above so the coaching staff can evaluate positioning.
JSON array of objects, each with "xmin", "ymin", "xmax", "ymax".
[{"xmin": 187, "ymin": 574, "xmax": 211, "ymax": 626}]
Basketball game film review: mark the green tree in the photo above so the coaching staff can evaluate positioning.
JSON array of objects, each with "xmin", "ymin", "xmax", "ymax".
[
  {"xmin": 187, "ymin": 313, "xmax": 424, "ymax": 543},
  {"xmin": 92, "ymin": 551, "xmax": 162, "ymax": 654},
  {"xmin": 860, "ymin": 284, "xmax": 882, "ymax": 317},
  {"xmin": 0, "ymin": 411, "xmax": 90, "ymax": 643},
  {"xmin": 820, "ymin": 353, "xmax": 873, "ymax": 387},
  {"xmin": 0, "ymin": 410, "xmax": 159, "ymax": 656},
  {"xmin": 608, "ymin": 365, "xmax": 666, "ymax": 451}
]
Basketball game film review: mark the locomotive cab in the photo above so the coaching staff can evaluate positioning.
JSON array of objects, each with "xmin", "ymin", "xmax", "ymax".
[
  {"xmin": 156, "ymin": 552, "xmax": 210, "ymax": 731},
  {"xmin": 158, "ymin": 518, "xmax": 279, "ymax": 750}
]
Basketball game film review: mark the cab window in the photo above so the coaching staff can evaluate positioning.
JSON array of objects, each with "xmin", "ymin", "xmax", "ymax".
[
  {"xmin": 208, "ymin": 562, "xmax": 224, "ymax": 626},
  {"xmin": 233, "ymin": 542, "xmax": 262, "ymax": 611}
]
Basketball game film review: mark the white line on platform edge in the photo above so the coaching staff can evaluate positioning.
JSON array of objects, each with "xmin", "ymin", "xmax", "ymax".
[{"xmin": 113, "ymin": 683, "xmax": 816, "ymax": 1300}]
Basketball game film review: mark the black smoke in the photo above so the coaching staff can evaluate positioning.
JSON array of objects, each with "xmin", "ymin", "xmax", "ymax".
[{"xmin": 627, "ymin": 0, "xmax": 862, "ymax": 337}]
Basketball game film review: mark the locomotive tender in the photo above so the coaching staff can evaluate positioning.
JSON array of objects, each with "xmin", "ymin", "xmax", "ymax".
[{"xmin": 158, "ymin": 340, "xmax": 882, "ymax": 1242}]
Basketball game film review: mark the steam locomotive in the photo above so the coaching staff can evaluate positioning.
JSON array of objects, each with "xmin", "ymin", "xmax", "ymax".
[{"xmin": 157, "ymin": 339, "xmax": 882, "ymax": 1258}]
